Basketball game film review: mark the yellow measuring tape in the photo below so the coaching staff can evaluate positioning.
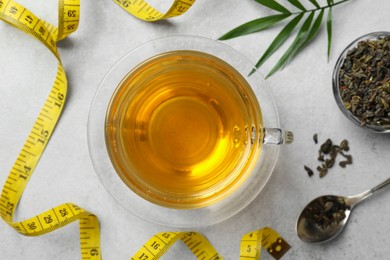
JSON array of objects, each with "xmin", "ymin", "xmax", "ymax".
[
  {"xmin": 0, "ymin": 0, "xmax": 291, "ymax": 259},
  {"xmin": 113, "ymin": 0, "xmax": 196, "ymax": 21}
]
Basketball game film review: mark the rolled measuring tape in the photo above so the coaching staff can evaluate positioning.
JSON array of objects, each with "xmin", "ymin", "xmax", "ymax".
[{"xmin": 0, "ymin": 0, "xmax": 291, "ymax": 259}]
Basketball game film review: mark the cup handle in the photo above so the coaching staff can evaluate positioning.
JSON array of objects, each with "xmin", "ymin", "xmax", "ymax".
[{"xmin": 262, "ymin": 128, "xmax": 294, "ymax": 145}]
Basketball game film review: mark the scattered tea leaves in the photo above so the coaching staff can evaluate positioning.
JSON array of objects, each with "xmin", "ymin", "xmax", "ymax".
[{"xmin": 305, "ymin": 137, "xmax": 353, "ymax": 178}]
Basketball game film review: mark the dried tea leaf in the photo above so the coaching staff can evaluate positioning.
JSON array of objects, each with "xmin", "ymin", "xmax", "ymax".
[
  {"xmin": 313, "ymin": 133, "xmax": 318, "ymax": 144},
  {"xmin": 340, "ymin": 139, "xmax": 349, "ymax": 151},
  {"xmin": 320, "ymin": 138, "xmax": 333, "ymax": 154},
  {"xmin": 304, "ymin": 165, "xmax": 314, "ymax": 177}
]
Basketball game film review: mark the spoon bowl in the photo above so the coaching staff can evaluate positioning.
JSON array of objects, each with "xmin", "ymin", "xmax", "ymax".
[
  {"xmin": 296, "ymin": 195, "xmax": 352, "ymax": 243},
  {"xmin": 296, "ymin": 178, "xmax": 390, "ymax": 243}
]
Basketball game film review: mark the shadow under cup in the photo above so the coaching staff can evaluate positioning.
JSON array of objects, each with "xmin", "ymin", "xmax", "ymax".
[{"xmin": 105, "ymin": 50, "xmax": 263, "ymax": 209}]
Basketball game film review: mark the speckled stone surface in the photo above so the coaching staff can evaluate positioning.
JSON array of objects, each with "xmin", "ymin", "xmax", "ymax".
[{"xmin": 0, "ymin": 0, "xmax": 389, "ymax": 259}]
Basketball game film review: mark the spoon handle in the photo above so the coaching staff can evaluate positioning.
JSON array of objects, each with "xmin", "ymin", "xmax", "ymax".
[{"xmin": 350, "ymin": 177, "xmax": 390, "ymax": 206}]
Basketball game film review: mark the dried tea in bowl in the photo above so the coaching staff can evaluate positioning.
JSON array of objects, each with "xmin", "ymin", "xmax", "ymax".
[{"xmin": 337, "ymin": 34, "xmax": 390, "ymax": 128}]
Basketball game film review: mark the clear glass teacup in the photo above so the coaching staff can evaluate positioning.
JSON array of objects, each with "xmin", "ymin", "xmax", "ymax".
[{"xmin": 88, "ymin": 36, "xmax": 293, "ymax": 227}]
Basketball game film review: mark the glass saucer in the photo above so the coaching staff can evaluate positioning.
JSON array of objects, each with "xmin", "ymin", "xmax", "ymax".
[{"xmin": 87, "ymin": 35, "xmax": 280, "ymax": 228}]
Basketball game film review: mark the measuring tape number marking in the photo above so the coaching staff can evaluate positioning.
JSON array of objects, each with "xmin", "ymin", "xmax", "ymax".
[{"xmin": 113, "ymin": 0, "xmax": 196, "ymax": 21}]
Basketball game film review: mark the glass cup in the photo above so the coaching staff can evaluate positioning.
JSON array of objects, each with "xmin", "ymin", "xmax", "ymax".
[{"xmin": 88, "ymin": 36, "xmax": 293, "ymax": 227}]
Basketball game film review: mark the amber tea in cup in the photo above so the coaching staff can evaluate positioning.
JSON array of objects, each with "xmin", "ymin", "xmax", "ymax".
[
  {"xmin": 90, "ymin": 36, "xmax": 292, "ymax": 226},
  {"xmin": 105, "ymin": 50, "xmax": 266, "ymax": 209}
]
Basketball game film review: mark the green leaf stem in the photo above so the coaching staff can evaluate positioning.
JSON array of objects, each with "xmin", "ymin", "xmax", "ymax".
[{"xmin": 220, "ymin": 0, "xmax": 351, "ymax": 76}]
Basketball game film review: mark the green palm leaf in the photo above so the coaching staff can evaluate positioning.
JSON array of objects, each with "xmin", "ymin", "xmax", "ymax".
[
  {"xmin": 308, "ymin": 0, "xmax": 320, "ymax": 8},
  {"xmin": 255, "ymin": 0, "xmax": 291, "ymax": 14},
  {"xmin": 218, "ymin": 13, "xmax": 290, "ymax": 40},
  {"xmin": 291, "ymin": 9, "xmax": 325, "ymax": 60},
  {"xmin": 250, "ymin": 13, "xmax": 304, "ymax": 75},
  {"xmin": 327, "ymin": 7, "xmax": 333, "ymax": 58},
  {"xmin": 267, "ymin": 12, "xmax": 314, "ymax": 77},
  {"xmin": 288, "ymin": 0, "xmax": 306, "ymax": 11},
  {"xmin": 302, "ymin": 9, "xmax": 324, "ymax": 47},
  {"xmin": 220, "ymin": 0, "xmax": 351, "ymax": 76}
]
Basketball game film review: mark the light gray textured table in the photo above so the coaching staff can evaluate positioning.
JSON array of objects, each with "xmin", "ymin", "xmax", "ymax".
[{"xmin": 0, "ymin": 0, "xmax": 389, "ymax": 259}]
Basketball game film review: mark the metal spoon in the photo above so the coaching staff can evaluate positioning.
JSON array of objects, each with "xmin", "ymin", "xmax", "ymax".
[{"xmin": 296, "ymin": 177, "xmax": 390, "ymax": 243}]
